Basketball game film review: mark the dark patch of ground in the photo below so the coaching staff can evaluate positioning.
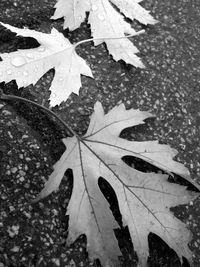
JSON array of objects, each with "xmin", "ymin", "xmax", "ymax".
[{"xmin": 0, "ymin": 0, "xmax": 200, "ymax": 266}]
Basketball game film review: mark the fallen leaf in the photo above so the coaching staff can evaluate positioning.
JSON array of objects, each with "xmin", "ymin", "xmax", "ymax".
[
  {"xmin": 35, "ymin": 102, "xmax": 198, "ymax": 266},
  {"xmin": 0, "ymin": 22, "xmax": 93, "ymax": 106},
  {"xmin": 52, "ymin": 0, "xmax": 157, "ymax": 67}
]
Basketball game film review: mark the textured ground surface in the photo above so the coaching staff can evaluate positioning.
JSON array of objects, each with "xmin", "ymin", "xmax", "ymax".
[{"xmin": 0, "ymin": 0, "xmax": 200, "ymax": 266}]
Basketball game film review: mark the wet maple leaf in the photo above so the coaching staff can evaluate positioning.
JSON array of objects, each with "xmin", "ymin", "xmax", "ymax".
[
  {"xmin": 35, "ymin": 102, "xmax": 198, "ymax": 266},
  {"xmin": 51, "ymin": 0, "xmax": 157, "ymax": 67},
  {"xmin": 0, "ymin": 22, "xmax": 93, "ymax": 106}
]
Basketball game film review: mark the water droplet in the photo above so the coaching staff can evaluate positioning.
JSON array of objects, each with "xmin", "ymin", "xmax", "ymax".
[
  {"xmin": 11, "ymin": 56, "xmax": 26, "ymax": 67},
  {"xmin": 92, "ymin": 5, "xmax": 98, "ymax": 11},
  {"xmin": 98, "ymin": 14, "xmax": 105, "ymax": 21},
  {"xmin": 23, "ymin": 80, "xmax": 27, "ymax": 85},
  {"xmin": 34, "ymin": 66, "xmax": 38, "ymax": 72},
  {"xmin": 79, "ymin": 16, "xmax": 82, "ymax": 20},
  {"xmin": 38, "ymin": 46, "xmax": 45, "ymax": 52},
  {"xmin": 23, "ymin": 71, "xmax": 28, "ymax": 76},
  {"xmin": 7, "ymin": 69, "xmax": 12, "ymax": 75},
  {"xmin": 58, "ymin": 77, "xmax": 63, "ymax": 82},
  {"xmin": 52, "ymin": 93, "xmax": 57, "ymax": 98},
  {"xmin": 26, "ymin": 53, "xmax": 34, "ymax": 59}
]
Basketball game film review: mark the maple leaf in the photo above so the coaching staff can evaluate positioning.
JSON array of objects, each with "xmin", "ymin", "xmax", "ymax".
[
  {"xmin": 0, "ymin": 22, "xmax": 93, "ymax": 106},
  {"xmin": 35, "ymin": 102, "xmax": 199, "ymax": 266},
  {"xmin": 51, "ymin": 0, "xmax": 157, "ymax": 67}
]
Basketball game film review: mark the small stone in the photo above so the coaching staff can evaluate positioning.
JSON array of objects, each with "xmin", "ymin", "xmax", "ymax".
[
  {"xmin": 24, "ymin": 183, "xmax": 30, "ymax": 189},
  {"xmin": 11, "ymin": 167, "xmax": 18, "ymax": 174},
  {"xmin": 19, "ymin": 177, "xmax": 25, "ymax": 182},
  {"xmin": 9, "ymin": 206, "xmax": 15, "ymax": 212},
  {"xmin": 24, "ymin": 165, "xmax": 28, "ymax": 171},
  {"xmin": 7, "ymin": 225, "xmax": 20, "ymax": 237},
  {"xmin": 19, "ymin": 170, "xmax": 26, "ymax": 176},
  {"xmin": 2, "ymin": 110, "xmax": 12, "ymax": 115},
  {"xmin": 69, "ymin": 259, "xmax": 76, "ymax": 266},
  {"xmin": 23, "ymin": 211, "xmax": 31, "ymax": 219},
  {"xmin": 52, "ymin": 209, "xmax": 58, "ymax": 216},
  {"xmin": 10, "ymin": 246, "xmax": 20, "ymax": 252},
  {"xmin": 5, "ymin": 170, "xmax": 11, "ymax": 175}
]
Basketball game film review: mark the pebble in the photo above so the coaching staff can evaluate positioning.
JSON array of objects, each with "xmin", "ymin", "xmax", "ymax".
[
  {"xmin": 23, "ymin": 211, "xmax": 31, "ymax": 219},
  {"xmin": 19, "ymin": 154, "xmax": 24, "ymax": 159},
  {"xmin": 9, "ymin": 206, "xmax": 15, "ymax": 212},
  {"xmin": 2, "ymin": 110, "xmax": 12, "ymax": 116},
  {"xmin": 11, "ymin": 167, "xmax": 18, "ymax": 174},
  {"xmin": 52, "ymin": 258, "xmax": 60, "ymax": 266},
  {"xmin": 19, "ymin": 170, "xmax": 26, "ymax": 176},
  {"xmin": 7, "ymin": 225, "xmax": 20, "ymax": 238},
  {"xmin": 10, "ymin": 246, "xmax": 20, "ymax": 252},
  {"xmin": 19, "ymin": 176, "xmax": 25, "ymax": 182}
]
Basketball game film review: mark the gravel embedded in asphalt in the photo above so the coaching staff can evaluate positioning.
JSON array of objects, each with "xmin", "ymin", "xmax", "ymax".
[{"xmin": 0, "ymin": 0, "xmax": 200, "ymax": 266}]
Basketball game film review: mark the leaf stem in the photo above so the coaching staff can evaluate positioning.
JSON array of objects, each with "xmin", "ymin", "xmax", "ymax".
[
  {"xmin": 0, "ymin": 91, "xmax": 76, "ymax": 137},
  {"xmin": 73, "ymin": 30, "xmax": 145, "ymax": 48}
]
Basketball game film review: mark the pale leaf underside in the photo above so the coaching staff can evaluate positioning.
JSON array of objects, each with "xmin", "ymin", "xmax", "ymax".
[
  {"xmin": 0, "ymin": 22, "xmax": 93, "ymax": 106},
  {"xmin": 36, "ymin": 102, "xmax": 198, "ymax": 266},
  {"xmin": 52, "ymin": 0, "xmax": 157, "ymax": 67}
]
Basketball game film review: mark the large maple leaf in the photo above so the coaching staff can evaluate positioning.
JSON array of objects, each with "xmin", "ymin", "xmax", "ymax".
[
  {"xmin": 51, "ymin": 0, "xmax": 157, "ymax": 67},
  {"xmin": 0, "ymin": 22, "xmax": 93, "ymax": 106},
  {"xmin": 35, "ymin": 102, "xmax": 198, "ymax": 266}
]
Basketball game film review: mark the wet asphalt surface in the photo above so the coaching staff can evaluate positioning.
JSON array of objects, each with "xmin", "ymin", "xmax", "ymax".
[{"xmin": 0, "ymin": 0, "xmax": 200, "ymax": 266}]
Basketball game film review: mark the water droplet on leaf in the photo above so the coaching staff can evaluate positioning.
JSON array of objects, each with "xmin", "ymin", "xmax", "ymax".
[
  {"xmin": 38, "ymin": 46, "xmax": 45, "ymax": 52},
  {"xmin": 11, "ymin": 56, "xmax": 26, "ymax": 67},
  {"xmin": 26, "ymin": 53, "xmax": 34, "ymax": 59},
  {"xmin": 23, "ymin": 71, "xmax": 28, "ymax": 76},
  {"xmin": 6, "ymin": 69, "xmax": 12, "ymax": 75},
  {"xmin": 98, "ymin": 14, "xmax": 105, "ymax": 21},
  {"xmin": 34, "ymin": 66, "xmax": 38, "ymax": 72},
  {"xmin": 92, "ymin": 5, "xmax": 98, "ymax": 11}
]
